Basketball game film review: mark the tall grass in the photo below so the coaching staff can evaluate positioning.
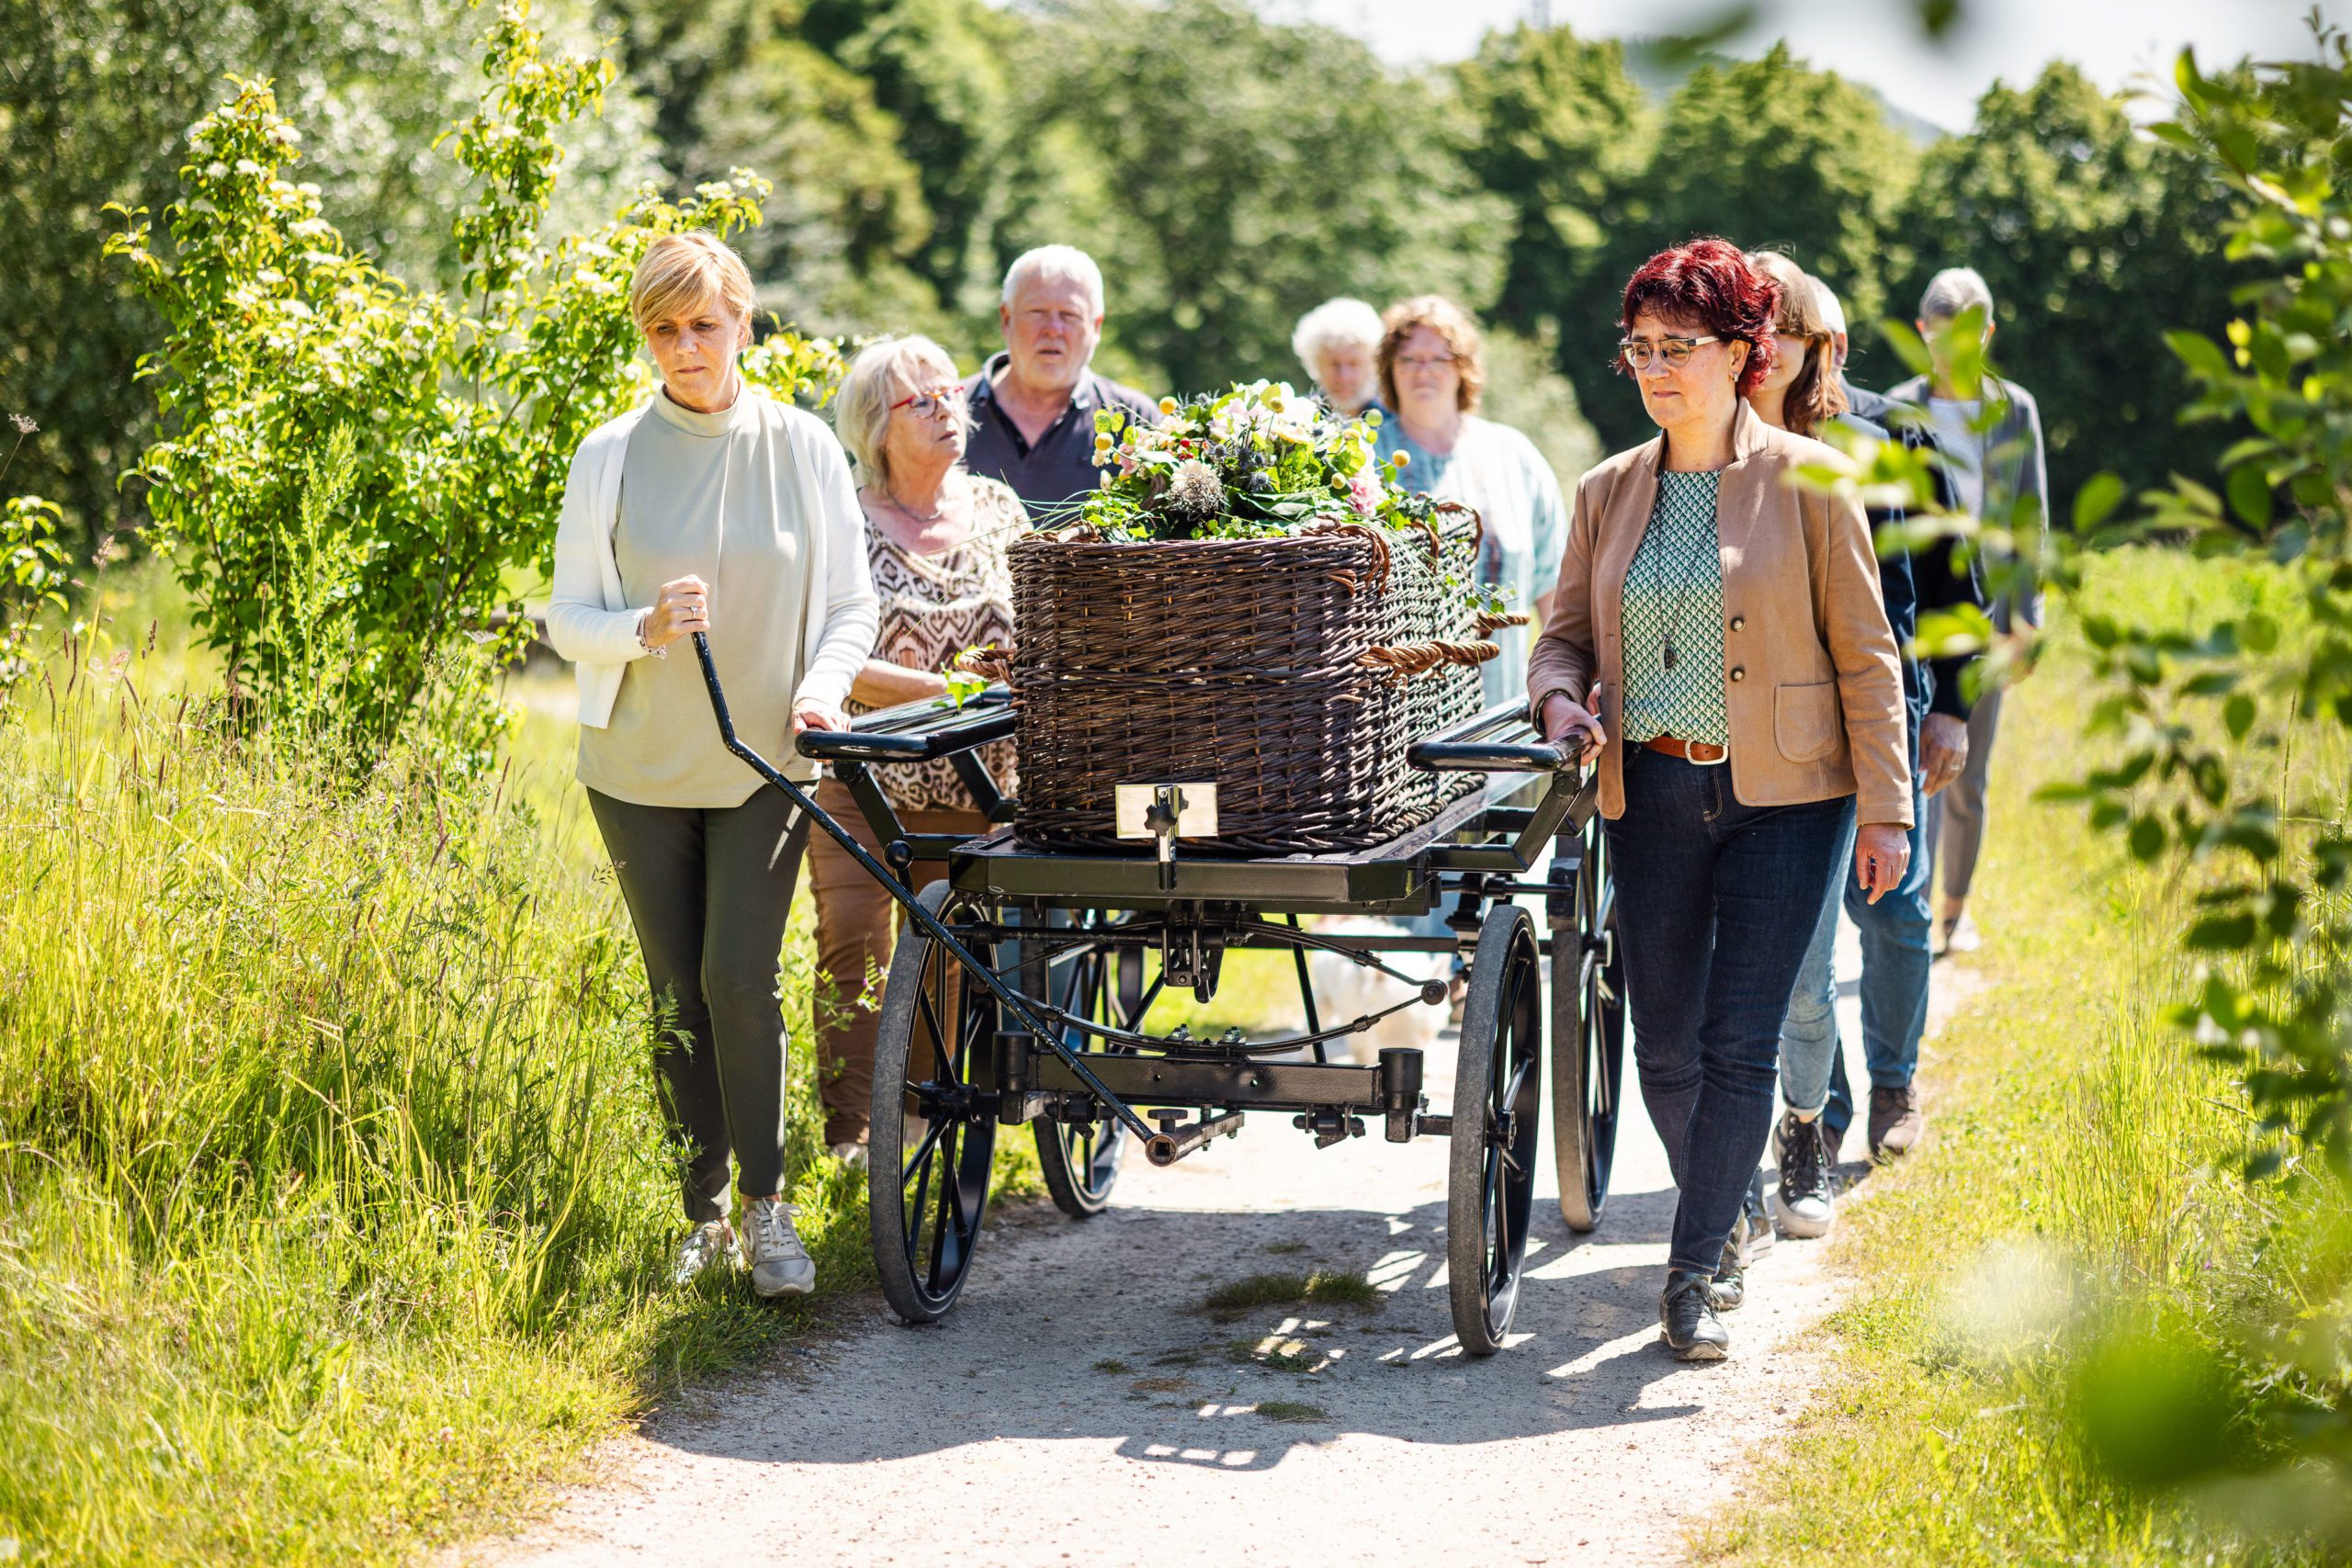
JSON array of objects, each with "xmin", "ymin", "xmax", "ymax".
[
  {"xmin": 0, "ymin": 600, "xmax": 873, "ymax": 1563},
  {"xmin": 1699, "ymin": 547, "xmax": 2352, "ymax": 1566}
]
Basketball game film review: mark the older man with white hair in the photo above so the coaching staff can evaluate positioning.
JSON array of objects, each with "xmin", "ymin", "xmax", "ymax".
[
  {"xmin": 963, "ymin": 244, "xmax": 1158, "ymax": 522},
  {"xmin": 1291, "ymin": 297, "xmax": 1385, "ymax": 415}
]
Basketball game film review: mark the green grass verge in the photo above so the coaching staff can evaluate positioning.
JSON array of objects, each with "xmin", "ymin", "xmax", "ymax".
[
  {"xmin": 1697, "ymin": 548, "xmax": 2348, "ymax": 1567},
  {"xmin": 0, "ymin": 578, "xmax": 1027, "ymax": 1563}
]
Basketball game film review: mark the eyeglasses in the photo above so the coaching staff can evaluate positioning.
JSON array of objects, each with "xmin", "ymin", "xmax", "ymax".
[
  {"xmin": 890, "ymin": 385, "xmax": 966, "ymax": 414},
  {"xmin": 1617, "ymin": 335, "xmax": 1721, "ymax": 370},
  {"xmin": 1394, "ymin": 353, "xmax": 1458, "ymax": 373}
]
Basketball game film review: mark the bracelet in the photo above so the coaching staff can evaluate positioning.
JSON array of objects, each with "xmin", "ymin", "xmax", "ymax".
[{"xmin": 637, "ymin": 611, "xmax": 667, "ymax": 660}]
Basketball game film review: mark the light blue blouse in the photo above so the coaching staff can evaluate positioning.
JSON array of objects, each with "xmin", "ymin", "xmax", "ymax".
[{"xmin": 1374, "ymin": 415, "xmax": 1568, "ymax": 708}]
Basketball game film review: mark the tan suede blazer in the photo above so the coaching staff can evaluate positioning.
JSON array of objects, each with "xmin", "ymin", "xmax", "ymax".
[{"xmin": 1527, "ymin": 402, "xmax": 1913, "ymax": 828}]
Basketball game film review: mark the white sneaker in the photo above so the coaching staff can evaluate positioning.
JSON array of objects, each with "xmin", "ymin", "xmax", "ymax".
[
  {"xmin": 828, "ymin": 1141, "xmax": 869, "ymax": 1170},
  {"xmin": 740, "ymin": 1196, "xmax": 816, "ymax": 1297},
  {"xmin": 1943, "ymin": 912, "xmax": 1982, "ymax": 954},
  {"xmin": 673, "ymin": 1219, "xmax": 741, "ymax": 1286}
]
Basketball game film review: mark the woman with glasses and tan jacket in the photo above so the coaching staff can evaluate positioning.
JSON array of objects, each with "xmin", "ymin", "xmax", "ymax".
[{"xmin": 1528, "ymin": 238, "xmax": 1908, "ymax": 1361}]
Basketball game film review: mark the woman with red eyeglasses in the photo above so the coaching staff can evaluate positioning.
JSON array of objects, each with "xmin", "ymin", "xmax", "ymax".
[
  {"xmin": 1528, "ymin": 239, "xmax": 1908, "ymax": 1359},
  {"xmin": 808, "ymin": 336, "xmax": 1028, "ymax": 1165}
]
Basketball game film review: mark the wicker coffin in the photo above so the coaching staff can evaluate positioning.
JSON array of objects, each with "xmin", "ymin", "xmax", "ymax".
[{"xmin": 1001, "ymin": 505, "xmax": 1494, "ymax": 855}]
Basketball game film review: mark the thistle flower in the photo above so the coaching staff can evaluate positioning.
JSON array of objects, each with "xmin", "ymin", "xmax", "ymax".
[{"xmin": 1160, "ymin": 458, "xmax": 1226, "ymax": 525}]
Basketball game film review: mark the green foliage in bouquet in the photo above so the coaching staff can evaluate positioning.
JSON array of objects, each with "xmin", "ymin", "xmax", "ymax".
[
  {"xmin": 1074, "ymin": 380, "xmax": 1510, "ymax": 620},
  {"xmin": 102, "ymin": 0, "xmax": 842, "ymax": 770}
]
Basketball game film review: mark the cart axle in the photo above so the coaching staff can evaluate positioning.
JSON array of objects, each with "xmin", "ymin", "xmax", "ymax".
[{"xmin": 1144, "ymin": 1110, "xmax": 1245, "ymax": 1166}]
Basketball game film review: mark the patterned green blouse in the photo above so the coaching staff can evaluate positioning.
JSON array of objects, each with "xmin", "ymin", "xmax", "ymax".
[{"xmin": 1619, "ymin": 470, "xmax": 1730, "ymax": 747}]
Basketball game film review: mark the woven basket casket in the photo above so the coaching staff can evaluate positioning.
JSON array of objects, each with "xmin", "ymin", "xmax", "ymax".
[{"xmin": 1001, "ymin": 505, "xmax": 1494, "ymax": 855}]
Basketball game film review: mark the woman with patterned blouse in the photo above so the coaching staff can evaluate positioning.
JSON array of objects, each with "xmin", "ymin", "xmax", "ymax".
[
  {"xmin": 1527, "ymin": 240, "xmax": 1910, "ymax": 1360},
  {"xmin": 812, "ymin": 336, "xmax": 1024, "ymax": 1164}
]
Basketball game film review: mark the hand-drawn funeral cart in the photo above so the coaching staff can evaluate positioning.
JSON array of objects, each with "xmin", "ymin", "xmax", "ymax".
[{"xmin": 699, "ymin": 386, "xmax": 1626, "ymax": 1354}]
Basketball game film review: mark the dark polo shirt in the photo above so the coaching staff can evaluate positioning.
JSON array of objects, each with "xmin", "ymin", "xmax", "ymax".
[{"xmin": 962, "ymin": 352, "xmax": 1158, "ymax": 524}]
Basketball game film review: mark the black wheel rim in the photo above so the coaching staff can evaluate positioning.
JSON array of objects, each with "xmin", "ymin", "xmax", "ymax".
[
  {"xmin": 1577, "ymin": 818, "xmax": 1625, "ymax": 1213},
  {"xmin": 1480, "ymin": 930, "xmax": 1542, "ymax": 1337},
  {"xmin": 895, "ymin": 926, "xmax": 997, "ymax": 1310}
]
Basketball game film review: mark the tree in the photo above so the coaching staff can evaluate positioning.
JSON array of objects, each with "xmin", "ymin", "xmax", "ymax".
[
  {"xmin": 1010, "ymin": 0, "xmax": 1508, "ymax": 396},
  {"xmin": 1574, "ymin": 43, "xmax": 1921, "ymax": 453},
  {"xmin": 1885, "ymin": 62, "xmax": 2245, "ymax": 508},
  {"xmin": 0, "ymin": 0, "xmax": 652, "ymax": 551},
  {"xmin": 105, "ymin": 6, "xmax": 839, "ymax": 763},
  {"xmin": 609, "ymin": 0, "xmax": 944, "ymax": 331},
  {"xmin": 800, "ymin": 0, "xmax": 1028, "ymax": 319},
  {"xmin": 1452, "ymin": 25, "xmax": 1655, "ymax": 397}
]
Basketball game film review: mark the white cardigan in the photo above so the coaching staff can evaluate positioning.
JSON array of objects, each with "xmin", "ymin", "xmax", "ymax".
[{"xmin": 546, "ymin": 393, "xmax": 879, "ymax": 729}]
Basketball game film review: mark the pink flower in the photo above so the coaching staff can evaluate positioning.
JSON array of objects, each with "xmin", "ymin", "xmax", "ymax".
[{"xmin": 1347, "ymin": 470, "xmax": 1386, "ymax": 516}]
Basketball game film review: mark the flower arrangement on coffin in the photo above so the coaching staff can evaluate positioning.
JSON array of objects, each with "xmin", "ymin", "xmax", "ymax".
[{"xmin": 1073, "ymin": 380, "xmax": 1512, "ymax": 623}]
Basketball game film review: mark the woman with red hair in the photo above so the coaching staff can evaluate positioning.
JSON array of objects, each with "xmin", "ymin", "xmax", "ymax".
[{"xmin": 1527, "ymin": 238, "xmax": 1909, "ymax": 1359}]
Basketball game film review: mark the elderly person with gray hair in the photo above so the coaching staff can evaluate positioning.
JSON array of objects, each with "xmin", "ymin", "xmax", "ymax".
[
  {"xmin": 809, "ymin": 336, "xmax": 1024, "ymax": 1163},
  {"xmin": 963, "ymin": 244, "xmax": 1159, "ymax": 522},
  {"xmin": 1883, "ymin": 265, "xmax": 2048, "ymax": 964},
  {"xmin": 548, "ymin": 231, "xmax": 878, "ymax": 1297},
  {"xmin": 1291, "ymin": 297, "xmax": 1385, "ymax": 415}
]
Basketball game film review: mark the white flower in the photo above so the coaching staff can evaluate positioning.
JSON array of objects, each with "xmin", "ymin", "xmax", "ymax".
[{"xmin": 205, "ymin": 162, "xmax": 229, "ymax": 181}]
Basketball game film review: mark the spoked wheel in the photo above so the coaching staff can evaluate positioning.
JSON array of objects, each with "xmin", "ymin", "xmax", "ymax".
[
  {"xmin": 1553, "ymin": 811, "xmax": 1627, "ymax": 1233},
  {"xmin": 1034, "ymin": 937, "xmax": 1136, "ymax": 1217},
  {"xmin": 869, "ymin": 883, "xmax": 999, "ymax": 1325},
  {"xmin": 1448, "ymin": 904, "xmax": 1543, "ymax": 1356}
]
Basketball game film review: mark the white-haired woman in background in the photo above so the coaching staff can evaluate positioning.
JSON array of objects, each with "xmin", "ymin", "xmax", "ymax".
[
  {"xmin": 547, "ymin": 231, "xmax": 877, "ymax": 1297},
  {"xmin": 808, "ymin": 336, "xmax": 1025, "ymax": 1165},
  {"xmin": 1291, "ymin": 297, "xmax": 1385, "ymax": 416}
]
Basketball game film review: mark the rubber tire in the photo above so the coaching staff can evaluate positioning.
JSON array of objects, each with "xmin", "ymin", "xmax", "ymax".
[
  {"xmin": 1554, "ymin": 812, "xmax": 1627, "ymax": 1233},
  {"xmin": 1034, "ymin": 935, "xmax": 1133, "ymax": 1217},
  {"xmin": 868, "ymin": 882, "xmax": 998, "ymax": 1325},
  {"xmin": 1448, "ymin": 904, "xmax": 1543, "ymax": 1357}
]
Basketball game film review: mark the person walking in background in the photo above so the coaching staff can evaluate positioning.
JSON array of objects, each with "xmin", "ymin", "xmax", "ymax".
[
  {"xmin": 1372, "ymin": 295, "xmax": 1567, "ymax": 704},
  {"xmin": 547, "ymin": 232, "xmax": 879, "ymax": 1297},
  {"xmin": 962, "ymin": 244, "xmax": 1157, "ymax": 524},
  {"xmin": 1291, "ymin": 297, "xmax": 1385, "ymax": 415},
  {"xmin": 1884, "ymin": 266, "xmax": 2048, "ymax": 959},
  {"xmin": 808, "ymin": 337, "xmax": 1024, "ymax": 1168},
  {"xmin": 1748, "ymin": 257, "xmax": 1984, "ymax": 1229},
  {"xmin": 1530, "ymin": 239, "xmax": 1911, "ymax": 1359}
]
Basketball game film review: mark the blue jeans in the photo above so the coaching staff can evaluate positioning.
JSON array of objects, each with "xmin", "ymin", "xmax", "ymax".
[
  {"xmin": 1777, "ymin": 784, "xmax": 1933, "ymax": 1140},
  {"xmin": 1602, "ymin": 747, "xmax": 1850, "ymax": 1276}
]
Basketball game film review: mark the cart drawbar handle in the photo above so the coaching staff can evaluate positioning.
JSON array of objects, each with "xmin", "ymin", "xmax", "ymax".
[{"xmin": 691, "ymin": 633, "xmax": 1156, "ymax": 1144}]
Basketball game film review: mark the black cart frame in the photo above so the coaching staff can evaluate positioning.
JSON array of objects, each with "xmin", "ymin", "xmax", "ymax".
[{"xmin": 695, "ymin": 634, "xmax": 1627, "ymax": 1355}]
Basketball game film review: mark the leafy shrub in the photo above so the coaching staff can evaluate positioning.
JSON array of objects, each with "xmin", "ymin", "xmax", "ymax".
[{"xmin": 105, "ymin": 2, "xmax": 840, "ymax": 768}]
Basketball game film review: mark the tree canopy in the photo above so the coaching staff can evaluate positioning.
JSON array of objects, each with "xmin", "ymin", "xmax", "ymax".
[{"xmin": 0, "ymin": 0, "xmax": 2259, "ymax": 553}]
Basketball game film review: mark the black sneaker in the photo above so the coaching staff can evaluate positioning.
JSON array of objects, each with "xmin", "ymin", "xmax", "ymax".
[
  {"xmin": 1772, "ymin": 1111, "xmax": 1836, "ymax": 1239},
  {"xmin": 1710, "ymin": 1209, "xmax": 1749, "ymax": 1312},
  {"xmin": 1660, "ymin": 1269, "xmax": 1730, "ymax": 1360},
  {"xmin": 1741, "ymin": 1167, "xmax": 1776, "ymax": 1258}
]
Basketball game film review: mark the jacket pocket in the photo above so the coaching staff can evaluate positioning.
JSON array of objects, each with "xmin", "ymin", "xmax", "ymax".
[{"xmin": 1773, "ymin": 681, "xmax": 1841, "ymax": 763}]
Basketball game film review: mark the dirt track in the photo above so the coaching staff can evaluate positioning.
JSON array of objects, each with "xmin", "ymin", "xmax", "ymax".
[{"xmin": 478, "ymin": 925, "xmax": 1979, "ymax": 1568}]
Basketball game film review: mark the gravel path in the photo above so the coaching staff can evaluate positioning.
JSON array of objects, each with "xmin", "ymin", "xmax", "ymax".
[{"xmin": 478, "ymin": 922, "xmax": 1981, "ymax": 1568}]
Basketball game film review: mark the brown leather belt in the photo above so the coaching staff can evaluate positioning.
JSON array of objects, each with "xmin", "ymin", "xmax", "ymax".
[{"xmin": 1642, "ymin": 734, "xmax": 1728, "ymax": 765}]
